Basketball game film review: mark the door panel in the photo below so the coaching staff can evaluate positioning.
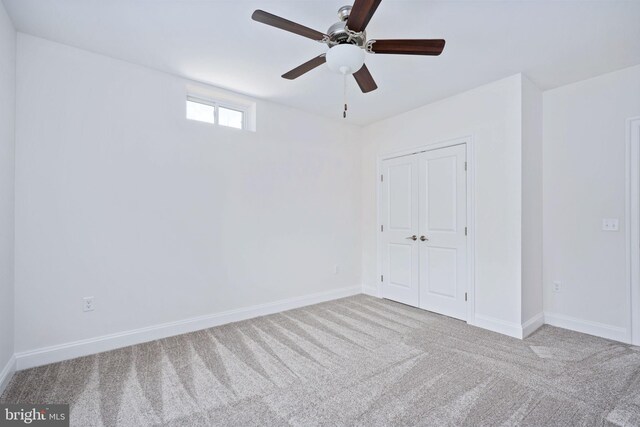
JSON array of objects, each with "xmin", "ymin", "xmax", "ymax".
[
  {"xmin": 388, "ymin": 164, "xmax": 413, "ymax": 230},
  {"xmin": 425, "ymin": 247, "xmax": 457, "ymax": 298},
  {"xmin": 419, "ymin": 144, "xmax": 467, "ymax": 320},
  {"xmin": 388, "ymin": 244, "xmax": 413, "ymax": 289},
  {"xmin": 427, "ymin": 156, "xmax": 457, "ymax": 232},
  {"xmin": 381, "ymin": 156, "xmax": 419, "ymax": 307}
]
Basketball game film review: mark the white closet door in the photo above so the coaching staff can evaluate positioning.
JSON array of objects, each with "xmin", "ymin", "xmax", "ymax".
[
  {"xmin": 418, "ymin": 144, "xmax": 467, "ymax": 320},
  {"xmin": 381, "ymin": 155, "xmax": 420, "ymax": 307}
]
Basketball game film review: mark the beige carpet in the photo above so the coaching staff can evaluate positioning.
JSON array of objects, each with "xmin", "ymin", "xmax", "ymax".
[{"xmin": 2, "ymin": 295, "xmax": 640, "ymax": 426}]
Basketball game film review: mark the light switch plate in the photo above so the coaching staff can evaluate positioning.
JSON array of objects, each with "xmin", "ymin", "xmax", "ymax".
[{"xmin": 602, "ymin": 218, "xmax": 619, "ymax": 231}]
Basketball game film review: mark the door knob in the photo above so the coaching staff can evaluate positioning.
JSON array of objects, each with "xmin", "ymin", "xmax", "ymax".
[
  {"xmin": 406, "ymin": 235, "xmax": 417, "ymax": 241},
  {"xmin": 420, "ymin": 235, "xmax": 428, "ymax": 241}
]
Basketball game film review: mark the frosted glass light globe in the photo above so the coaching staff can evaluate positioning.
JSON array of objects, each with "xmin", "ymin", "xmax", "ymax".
[{"xmin": 326, "ymin": 44, "xmax": 365, "ymax": 75}]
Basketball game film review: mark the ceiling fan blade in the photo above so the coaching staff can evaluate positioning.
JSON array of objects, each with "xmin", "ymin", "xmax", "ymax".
[
  {"xmin": 282, "ymin": 55, "xmax": 327, "ymax": 80},
  {"xmin": 369, "ymin": 39, "xmax": 446, "ymax": 55},
  {"xmin": 353, "ymin": 64, "xmax": 378, "ymax": 93},
  {"xmin": 347, "ymin": 0, "xmax": 382, "ymax": 32},
  {"xmin": 252, "ymin": 10, "xmax": 327, "ymax": 41}
]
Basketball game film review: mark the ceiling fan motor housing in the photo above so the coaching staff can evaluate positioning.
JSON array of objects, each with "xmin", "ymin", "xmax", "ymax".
[{"xmin": 327, "ymin": 5, "xmax": 366, "ymax": 47}]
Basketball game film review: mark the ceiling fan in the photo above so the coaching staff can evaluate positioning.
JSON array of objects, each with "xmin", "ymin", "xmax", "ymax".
[{"xmin": 251, "ymin": 0, "xmax": 446, "ymax": 95}]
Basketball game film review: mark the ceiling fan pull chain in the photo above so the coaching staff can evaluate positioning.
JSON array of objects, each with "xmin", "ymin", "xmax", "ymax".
[{"xmin": 343, "ymin": 73, "xmax": 348, "ymax": 119}]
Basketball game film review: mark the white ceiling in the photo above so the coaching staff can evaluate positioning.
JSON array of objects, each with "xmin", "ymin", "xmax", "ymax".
[{"xmin": 3, "ymin": 0, "xmax": 640, "ymax": 125}]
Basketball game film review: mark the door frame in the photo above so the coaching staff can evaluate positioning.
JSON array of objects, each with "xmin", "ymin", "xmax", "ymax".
[
  {"xmin": 627, "ymin": 116, "xmax": 640, "ymax": 345},
  {"xmin": 376, "ymin": 136, "xmax": 476, "ymax": 325}
]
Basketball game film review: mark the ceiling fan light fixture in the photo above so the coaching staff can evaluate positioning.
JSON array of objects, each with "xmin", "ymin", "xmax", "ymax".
[{"xmin": 326, "ymin": 44, "xmax": 365, "ymax": 75}]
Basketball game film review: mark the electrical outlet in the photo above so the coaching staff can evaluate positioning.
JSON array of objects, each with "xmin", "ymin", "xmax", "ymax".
[
  {"xmin": 334, "ymin": 265, "xmax": 340, "ymax": 274},
  {"xmin": 83, "ymin": 296, "xmax": 94, "ymax": 312},
  {"xmin": 553, "ymin": 281, "xmax": 561, "ymax": 292},
  {"xmin": 602, "ymin": 218, "xmax": 619, "ymax": 231}
]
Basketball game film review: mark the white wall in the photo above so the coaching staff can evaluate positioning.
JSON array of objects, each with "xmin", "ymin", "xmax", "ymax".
[
  {"xmin": 543, "ymin": 64, "xmax": 640, "ymax": 342},
  {"xmin": 0, "ymin": 0, "xmax": 16, "ymax": 389},
  {"xmin": 361, "ymin": 75, "xmax": 525, "ymax": 335},
  {"xmin": 10, "ymin": 26, "xmax": 638, "ymax": 372},
  {"xmin": 14, "ymin": 34, "xmax": 363, "ymax": 357},
  {"xmin": 521, "ymin": 76, "xmax": 543, "ymax": 325}
]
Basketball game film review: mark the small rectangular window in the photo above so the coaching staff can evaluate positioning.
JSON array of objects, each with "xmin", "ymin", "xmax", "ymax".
[
  {"xmin": 186, "ymin": 98, "xmax": 215, "ymax": 124},
  {"xmin": 218, "ymin": 106, "xmax": 244, "ymax": 130},
  {"xmin": 186, "ymin": 96, "xmax": 247, "ymax": 130}
]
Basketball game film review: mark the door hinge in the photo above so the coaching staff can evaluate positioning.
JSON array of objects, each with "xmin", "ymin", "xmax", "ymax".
[
  {"xmin": 381, "ymin": 224, "xmax": 384, "ymax": 232},
  {"xmin": 465, "ymin": 227, "xmax": 467, "ymax": 236},
  {"xmin": 381, "ymin": 275, "xmax": 384, "ymax": 282},
  {"xmin": 465, "ymin": 292, "xmax": 468, "ymax": 302},
  {"xmin": 464, "ymin": 162, "xmax": 467, "ymax": 171},
  {"xmin": 380, "ymin": 174, "xmax": 384, "ymax": 182}
]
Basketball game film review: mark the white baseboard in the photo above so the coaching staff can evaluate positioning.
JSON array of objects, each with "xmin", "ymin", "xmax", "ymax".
[
  {"xmin": 15, "ymin": 285, "xmax": 362, "ymax": 371},
  {"xmin": 473, "ymin": 314, "xmax": 524, "ymax": 339},
  {"xmin": 0, "ymin": 355, "xmax": 16, "ymax": 396},
  {"xmin": 521, "ymin": 312, "xmax": 544, "ymax": 338},
  {"xmin": 362, "ymin": 285, "xmax": 380, "ymax": 297},
  {"xmin": 544, "ymin": 312, "xmax": 630, "ymax": 344},
  {"xmin": 13, "ymin": 287, "xmax": 631, "ymax": 372}
]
